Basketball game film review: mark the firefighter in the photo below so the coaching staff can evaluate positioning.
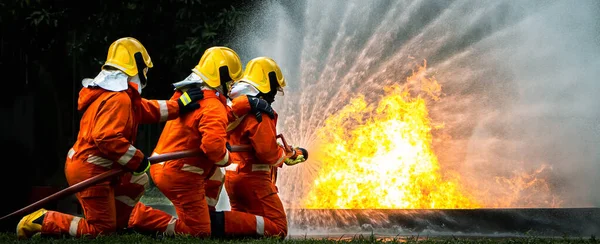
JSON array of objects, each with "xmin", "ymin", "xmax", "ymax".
[
  {"xmin": 127, "ymin": 47, "xmax": 275, "ymax": 237},
  {"xmin": 16, "ymin": 37, "xmax": 204, "ymax": 239},
  {"xmin": 210, "ymin": 57, "xmax": 308, "ymax": 239}
]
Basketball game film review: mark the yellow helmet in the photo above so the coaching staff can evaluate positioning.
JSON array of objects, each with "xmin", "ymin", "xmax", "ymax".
[
  {"xmin": 240, "ymin": 57, "xmax": 286, "ymax": 94},
  {"xmin": 102, "ymin": 37, "xmax": 153, "ymax": 77},
  {"xmin": 192, "ymin": 46, "xmax": 242, "ymax": 88}
]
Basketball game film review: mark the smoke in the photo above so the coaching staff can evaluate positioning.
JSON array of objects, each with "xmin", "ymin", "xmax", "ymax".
[
  {"xmin": 451, "ymin": 0, "xmax": 600, "ymax": 207},
  {"xmin": 229, "ymin": 0, "xmax": 600, "ymax": 208}
]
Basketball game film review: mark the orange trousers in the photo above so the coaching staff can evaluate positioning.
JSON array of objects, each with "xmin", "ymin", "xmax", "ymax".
[
  {"xmin": 215, "ymin": 172, "xmax": 287, "ymax": 238},
  {"xmin": 41, "ymin": 159, "xmax": 148, "ymax": 237},
  {"xmin": 128, "ymin": 163, "xmax": 210, "ymax": 237},
  {"xmin": 205, "ymin": 167, "xmax": 225, "ymax": 211}
]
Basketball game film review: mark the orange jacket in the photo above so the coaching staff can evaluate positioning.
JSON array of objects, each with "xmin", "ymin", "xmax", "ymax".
[
  {"xmin": 226, "ymin": 110, "xmax": 287, "ymax": 176},
  {"xmin": 152, "ymin": 89, "xmax": 230, "ymax": 177},
  {"xmin": 227, "ymin": 95, "xmax": 252, "ymax": 122},
  {"xmin": 69, "ymin": 86, "xmax": 180, "ymax": 172}
]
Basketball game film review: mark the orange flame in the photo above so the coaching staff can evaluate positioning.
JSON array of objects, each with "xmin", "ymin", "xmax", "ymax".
[
  {"xmin": 302, "ymin": 60, "xmax": 479, "ymax": 209},
  {"xmin": 490, "ymin": 164, "xmax": 562, "ymax": 207}
]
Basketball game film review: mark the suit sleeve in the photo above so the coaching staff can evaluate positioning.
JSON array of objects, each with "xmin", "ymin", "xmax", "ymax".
[
  {"xmin": 91, "ymin": 93, "xmax": 144, "ymax": 171},
  {"xmin": 198, "ymin": 100, "xmax": 231, "ymax": 167},
  {"xmin": 139, "ymin": 98, "xmax": 180, "ymax": 124},
  {"xmin": 247, "ymin": 114, "xmax": 287, "ymax": 167},
  {"xmin": 227, "ymin": 96, "xmax": 252, "ymax": 123}
]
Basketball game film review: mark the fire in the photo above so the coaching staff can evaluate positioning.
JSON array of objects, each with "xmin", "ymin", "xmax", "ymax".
[
  {"xmin": 491, "ymin": 164, "xmax": 562, "ymax": 208},
  {"xmin": 302, "ymin": 60, "xmax": 479, "ymax": 209}
]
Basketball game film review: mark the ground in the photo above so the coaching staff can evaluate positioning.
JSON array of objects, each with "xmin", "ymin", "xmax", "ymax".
[{"xmin": 0, "ymin": 233, "xmax": 597, "ymax": 243}]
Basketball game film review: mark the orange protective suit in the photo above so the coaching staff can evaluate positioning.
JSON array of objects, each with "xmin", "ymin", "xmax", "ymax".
[
  {"xmin": 203, "ymin": 96, "xmax": 255, "ymax": 212},
  {"xmin": 204, "ymin": 167, "xmax": 226, "ymax": 211},
  {"xmin": 215, "ymin": 111, "xmax": 289, "ymax": 238},
  {"xmin": 128, "ymin": 90, "xmax": 231, "ymax": 237},
  {"xmin": 41, "ymin": 85, "xmax": 180, "ymax": 237}
]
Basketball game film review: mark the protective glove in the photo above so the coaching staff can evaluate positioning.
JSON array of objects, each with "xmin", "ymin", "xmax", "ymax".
[
  {"xmin": 247, "ymin": 95, "xmax": 274, "ymax": 123},
  {"xmin": 284, "ymin": 155, "xmax": 305, "ymax": 166},
  {"xmin": 284, "ymin": 147, "xmax": 308, "ymax": 166},
  {"xmin": 133, "ymin": 157, "xmax": 151, "ymax": 176},
  {"xmin": 177, "ymin": 87, "xmax": 204, "ymax": 115}
]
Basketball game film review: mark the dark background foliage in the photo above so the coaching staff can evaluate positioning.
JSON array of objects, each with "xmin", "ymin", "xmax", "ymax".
[{"xmin": 0, "ymin": 0, "xmax": 257, "ymax": 228}]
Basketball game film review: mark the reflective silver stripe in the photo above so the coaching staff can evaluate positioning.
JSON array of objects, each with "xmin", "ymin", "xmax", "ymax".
[
  {"xmin": 255, "ymin": 216, "xmax": 265, "ymax": 236},
  {"xmin": 67, "ymin": 148, "xmax": 76, "ymax": 159},
  {"xmin": 130, "ymin": 173, "xmax": 149, "ymax": 189},
  {"xmin": 157, "ymin": 100, "xmax": 169, "ymax": 122},
  {"xmin": 87, "ymin": 155, "xmax": 113, "ymax": 168},
  {"xmin": 215, "ymin": 151, "xmax": 230, "ymax": 166},
  {"xmin": 225, "ymin": 163, "xmax": 238, "ymax": 171},
  {"xmin": 226, "ymin": 115, "xmax": 246, "ymax": 132},
  {"xmin": 165, "ymin": 217, "xmax": 177, "ymax": 236},
  {"xmin": 181, "ymin": 164, "xmax": 204, "ymax": 174},
  {"xmin": 252, "ymin": 164, "xmax": 271, "ymax": 172},
  {"xmin": 273, "ymin": 153, "xmax": 286, "ymax": 167},
  {"xmin": 115, "ymin": 195, "xmax": 137, "ymax": 207},
  {"xmin": 117, "ymin": 145, "xmax": 137, "ymax": 166},
  {"xmin": 206, "ymin": 196, "xmax": 218, "ymax": 207},
  {"xmin": 197, "ymin": 72, "xmax": 210, "ymax": 83},
  {"xmin": 209, "ymin": 167, "xmax": 225, "ymax": 181},
  {"xmin": 69, "ymin": 217, "xmax": 81, "ymax": 237}
]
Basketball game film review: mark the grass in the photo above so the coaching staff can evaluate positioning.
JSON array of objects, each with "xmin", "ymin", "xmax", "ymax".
[
  {"xmin": 139, "ymin": 186, "xmax": 172, "ymax": 206},
  {"xmin": 0, "ymin": 232, "xmax": 598, "ymax": 244}
]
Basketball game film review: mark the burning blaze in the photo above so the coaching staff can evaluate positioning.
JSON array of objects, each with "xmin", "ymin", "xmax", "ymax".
[{"xmin": 303, "ymin": 60, "xmax": 479, "ymax": 209}]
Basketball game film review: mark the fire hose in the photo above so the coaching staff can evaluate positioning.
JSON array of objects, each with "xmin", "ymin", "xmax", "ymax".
[
  {"xmin": 0, "ymin": 134, "xmax": 294, "ymax": 222},
  {"xmin": 0, "ymin": 145, "xmax": 253, "ymax": 222},
  {"xmin": 272, "ymin": 134, "xmax": 291, "ymax": 185}
]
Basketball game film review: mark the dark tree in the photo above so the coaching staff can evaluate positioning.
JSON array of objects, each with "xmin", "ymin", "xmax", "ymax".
[{"xmin": 0, "ymin": 0, "xmax": 257, "ymax": 230}]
